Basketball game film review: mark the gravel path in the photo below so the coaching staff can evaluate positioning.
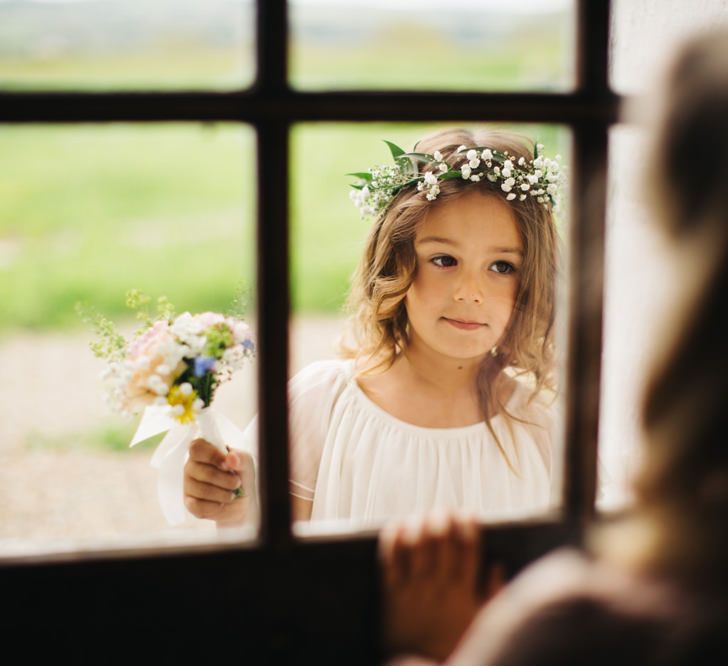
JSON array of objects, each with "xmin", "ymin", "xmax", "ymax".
[{"xmin": 0, "ymin": 315, "xmax": 347, "ymax": 556}]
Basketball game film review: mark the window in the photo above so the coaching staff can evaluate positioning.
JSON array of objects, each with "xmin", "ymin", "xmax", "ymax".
[{"xmin": 1, "ymin": 1, "xmax": 613, "ymax": 660}]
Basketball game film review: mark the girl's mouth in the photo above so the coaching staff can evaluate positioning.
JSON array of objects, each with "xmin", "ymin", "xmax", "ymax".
[{"xmin": 443, "ymin": 318, "xmax": 485, "ymax": 331}]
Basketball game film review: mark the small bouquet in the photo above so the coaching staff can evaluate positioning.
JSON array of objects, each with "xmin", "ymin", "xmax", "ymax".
[{"xmin": 79, "ymin": 290, "xmax": 255, "ymax": 525}]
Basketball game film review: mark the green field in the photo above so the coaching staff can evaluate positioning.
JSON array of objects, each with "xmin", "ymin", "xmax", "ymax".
[{"xmin": 0, "ymin": 40, "xmax": 570, "ymax": 335}]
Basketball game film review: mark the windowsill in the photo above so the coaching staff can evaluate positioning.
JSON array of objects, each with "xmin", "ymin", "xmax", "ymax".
[{"xmin": 0, "ymin": 523, "xmax": 259, "ymax": 566}]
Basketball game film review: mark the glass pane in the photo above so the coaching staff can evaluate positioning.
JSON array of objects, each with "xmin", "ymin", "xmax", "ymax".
[
  {"xmin": 288, "ymin": 122, "xmax": 571, "ymax": 536},
  {"xmin": 598, "ymin": 125, "xmax": 677, "ymax": 511},
  {"xmin": 0, "ymin": 0, "xmax": 254, "ymax": 91},
  {"xmin": 610, "ymin": 0, "xmax": 728, "ymax": 94},
  {"xmin": 289, "ymin": 0, "xmax": 575, "ymax": 92},
  {"xmin": 0, "ymin": 124, "xmax": 258, "ymax": 558}
]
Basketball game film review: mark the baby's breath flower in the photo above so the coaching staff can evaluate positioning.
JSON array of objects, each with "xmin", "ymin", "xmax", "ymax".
[
  {"xmin": 501, "ymin": 177, "xmax": 515, "ymax": 193},
  {"xmin": 347, "ymin": 139, "xmax": 565, "ymax": 218}
]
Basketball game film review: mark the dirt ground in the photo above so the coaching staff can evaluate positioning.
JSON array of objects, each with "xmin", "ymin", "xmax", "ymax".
[{"xmin": 0, "ymin": 315, "xmax": 346, "ymax": 557}]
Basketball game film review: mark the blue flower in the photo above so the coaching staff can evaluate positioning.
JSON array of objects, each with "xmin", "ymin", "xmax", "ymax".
[{"xmin": 193, "ymin": 356, "xmax": 216, "ymax": 377}]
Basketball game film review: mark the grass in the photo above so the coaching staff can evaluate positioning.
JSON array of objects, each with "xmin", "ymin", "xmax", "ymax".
[
  {"xmin": 25, "ymin": 421, "xmax": 165, "ymax": 455},
  {"xmin": 0, "ymin": 45, "xmax": 254, "ymax": 91},
  {"xmin": 0, "ymin": 40, "xmax": 572, "ymax": 336},
  {"xmin": 0, "ymin": 124, "xmax": 257, "ymax": 332}
]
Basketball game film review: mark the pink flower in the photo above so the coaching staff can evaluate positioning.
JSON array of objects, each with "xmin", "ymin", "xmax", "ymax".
[
  {"xmin": 127, "ymin": 320, "xmax": 171, "ymax": 361},
  {"xmin": 123, "ymin": 321, "xmax": 180, "ymax": 411}
]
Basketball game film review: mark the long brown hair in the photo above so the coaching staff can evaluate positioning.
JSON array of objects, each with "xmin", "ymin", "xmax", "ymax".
[{"xmin": 338, "ymin": 127, "xmax": 560, "ymax": 471}]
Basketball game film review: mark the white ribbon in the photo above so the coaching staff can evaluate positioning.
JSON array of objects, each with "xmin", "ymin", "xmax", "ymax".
[{"xmin": 130, "ymin": 405, "xmax": 249, "ymax": 526}]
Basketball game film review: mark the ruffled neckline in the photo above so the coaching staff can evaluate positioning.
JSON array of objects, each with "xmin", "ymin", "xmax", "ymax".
[{"xmin": 343, "ymin": 358, "xmax": 523, "ymax": 438}]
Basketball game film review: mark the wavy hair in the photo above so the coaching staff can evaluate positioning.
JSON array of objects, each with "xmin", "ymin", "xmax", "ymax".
[{"xmin": 338, "ymin": 127, "xmax": 560, "ymax": 470}]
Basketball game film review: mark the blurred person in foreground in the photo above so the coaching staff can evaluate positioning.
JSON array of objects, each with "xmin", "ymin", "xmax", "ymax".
[{"xmin": 378, "ymin": 28, "xmax": 728, "ymax": 666}]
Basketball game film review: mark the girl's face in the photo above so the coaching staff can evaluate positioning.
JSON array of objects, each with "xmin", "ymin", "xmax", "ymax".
[{"xmin": 405, "ymin": 190, "xmax": 523, "ymax": 362}]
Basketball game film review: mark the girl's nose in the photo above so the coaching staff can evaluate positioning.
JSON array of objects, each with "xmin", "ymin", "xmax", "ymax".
[{"xmin": 453, "ymin": 272, "xmax": 484, "ymax": 304}]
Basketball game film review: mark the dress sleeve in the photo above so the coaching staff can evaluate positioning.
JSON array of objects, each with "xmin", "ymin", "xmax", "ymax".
[
  {"xmin": 232, "ymin": 360, "xmax": 348, "ymax": 503},
  {"xmin": 514, "ymin": 386, "xmax": 563, "ymax": 508},
  {"xmin": 287, "ymin": 360, "xmax": 349, "ymax": 501}
]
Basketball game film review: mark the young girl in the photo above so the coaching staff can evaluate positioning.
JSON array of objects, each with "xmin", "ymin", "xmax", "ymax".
[{"xmin": 183, "ymin": 127, "xmax": 563, "ymax": 531}]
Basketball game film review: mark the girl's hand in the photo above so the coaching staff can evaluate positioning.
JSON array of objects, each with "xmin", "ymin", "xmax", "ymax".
[
  {"xmin": 183, "ymin": 438, "xmax": 256, "ymax": 527},
  {"xmin": 379, "ymin": 511, "xmax": 500, "ymax": 663}
]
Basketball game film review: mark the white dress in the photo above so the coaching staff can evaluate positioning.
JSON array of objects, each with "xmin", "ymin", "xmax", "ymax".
[{"xmin": 238, "ymin": 358, "xmax": 559, "ymax": 530}]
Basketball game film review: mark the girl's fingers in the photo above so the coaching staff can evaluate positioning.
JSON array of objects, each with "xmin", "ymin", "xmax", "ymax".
[
  {"xmin": 189, "ymin": 438, "xmax": 228, "ymax": 468},
  {"xmin": 456, "ymin": 516, "xmax": 480, "ymax": 587},
  {"xmin": 483, "ymin": 561, "xmax": 506, "ymax": 601},
  {"xmin": 184, "ymin": 495, "xmax": 223, "ymax": 519},
  {"xmin": 414, "ymin": 513, "xmax": 448, "ymax": 579},
  {"xmin": 380, "ymin": 520, "xmax": 419, "ymax": 585},
  {"xmin": 378, "ymin": 522, "xmax": 400, "ymax": 589},
  {"xmin": 187, "ymin": 460, "xmax": 242, "ymax": 492},
  {"xmin": 185, "ymin": 476, "xmax": 240, "ymax": 504},
  {"xmin": 433, "ymin": 514, "xmax": 460, "ymax": 581},
  {"xmin": 407, "ymin": 517, "xmax": 436, "ymax": 579},
  {"xmin": 380, "ymin": 512, "xmax": 482, "ymax": 587},
  {"xmin": 431, "ymin": 513, "xmax": 479, "ymax": 583},
  {"xmin": 392, "ymin": 523, "xmax": 415, "ymax": 583}
]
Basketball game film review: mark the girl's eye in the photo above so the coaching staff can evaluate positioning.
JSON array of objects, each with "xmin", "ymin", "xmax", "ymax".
[
  {"xmin": 431, "ymin": 255, "xmax": 457, "ymax": 268},
  {"xmin": 490, "ymin": 260, "xmax": 516, "ymax": 274}
]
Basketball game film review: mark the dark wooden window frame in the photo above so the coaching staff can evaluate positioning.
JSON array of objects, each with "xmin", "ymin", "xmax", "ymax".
[{"xmin": 0, "ymin": 1, "xmax": 619, "ymax": 662}]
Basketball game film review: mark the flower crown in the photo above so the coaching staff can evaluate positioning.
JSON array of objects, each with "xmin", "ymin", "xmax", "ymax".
[{"xmin": 348, "ymin": 140, "xmax": 564, "ymax": 220}]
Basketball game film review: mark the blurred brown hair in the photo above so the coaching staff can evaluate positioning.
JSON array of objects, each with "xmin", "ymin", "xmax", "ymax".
[{"xmin": 601, "ymin": 29, "xmax": 728, "ymax": 592}]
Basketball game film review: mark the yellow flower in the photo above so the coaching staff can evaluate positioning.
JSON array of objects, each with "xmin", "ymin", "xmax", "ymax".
[{"xmin": 167, "ymin": 383, "xmax": 198, "ymax": 424}]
